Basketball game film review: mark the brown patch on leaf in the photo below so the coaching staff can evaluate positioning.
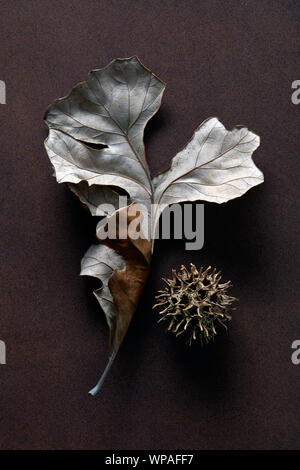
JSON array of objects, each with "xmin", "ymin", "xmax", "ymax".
[{"xmin": 97, "ymin": 204, "xmax": 151, "ymax": 356}]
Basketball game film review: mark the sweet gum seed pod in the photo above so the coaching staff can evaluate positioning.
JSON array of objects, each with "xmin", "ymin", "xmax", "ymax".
[{"xmin": 153, "ymin": 264, "xmax": 236, "ymax": 345}]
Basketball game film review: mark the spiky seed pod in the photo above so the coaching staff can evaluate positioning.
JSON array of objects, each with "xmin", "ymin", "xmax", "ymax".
[{"xmin": 153, "ymin": 264, "xmax": 236, "ymax": 346}]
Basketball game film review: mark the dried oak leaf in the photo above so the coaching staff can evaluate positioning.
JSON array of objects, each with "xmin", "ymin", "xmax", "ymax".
[
  {"xmin": 81, "ymin": 204, "xmax": 151, "ymax": 395},
  {"xmin": 44, "ymin": 57, "xmax": 264, "ymax": 395}
]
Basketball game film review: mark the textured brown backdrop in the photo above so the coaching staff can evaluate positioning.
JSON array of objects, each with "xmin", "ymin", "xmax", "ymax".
[{"xmin": 0, "ymin": 0, "xmax": 299, "ymax": 450}]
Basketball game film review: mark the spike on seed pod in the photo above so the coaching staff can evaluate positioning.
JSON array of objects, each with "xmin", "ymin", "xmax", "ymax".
[{"xmin": 153, "ymin": 264, "xmax": 237, "ymax": 345}]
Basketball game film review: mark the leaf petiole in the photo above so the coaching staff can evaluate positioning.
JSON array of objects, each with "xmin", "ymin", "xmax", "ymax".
[{"xmin": 88, "ymin": 352, "xmax": 116, "ymax": 396}]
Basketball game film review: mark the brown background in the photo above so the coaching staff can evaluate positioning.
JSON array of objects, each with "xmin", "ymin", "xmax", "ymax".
[{"xmin": 0, "ymin": 0, "xmax": 299, "ymax": 450}]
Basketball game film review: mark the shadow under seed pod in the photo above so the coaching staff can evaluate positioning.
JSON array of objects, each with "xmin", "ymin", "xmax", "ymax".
[{"xmin": 153, "ymin": 264, "xmax": 237, "ymax": 345}]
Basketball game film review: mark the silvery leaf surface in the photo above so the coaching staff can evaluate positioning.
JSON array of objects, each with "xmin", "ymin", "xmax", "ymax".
[
  {"xmin": 152, "ymin": 117, "xmax": 264, "ymax": 235},
  {"xmin": 44, "ymin": 56, "xmax": 165, "ymax": 224},
  {"xmin": 80, "ymin": 244, "xmax": 125, "ymax": 338},
  {"xmin": 68, "ymin": 182, "xmax": 130, "ymax": 217},
  {"xmin": 44, "ymin": 128, "xmax": 151, "ymax": 212}
]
